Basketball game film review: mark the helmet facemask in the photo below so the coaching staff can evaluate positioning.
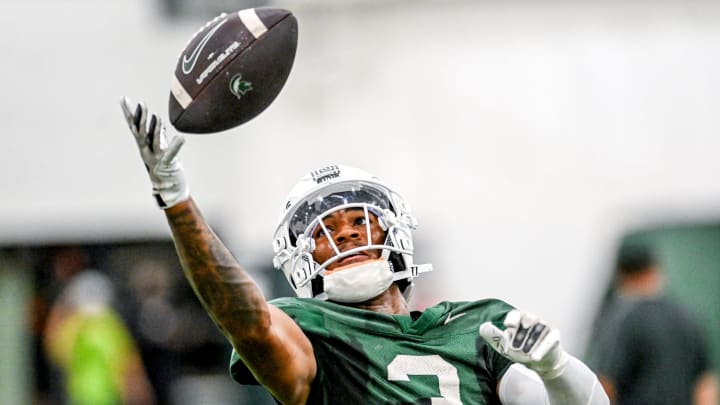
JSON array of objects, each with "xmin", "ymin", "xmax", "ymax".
[{"xmin": 273, "ymin": 166, "xmax": 432, "ymax": 301}]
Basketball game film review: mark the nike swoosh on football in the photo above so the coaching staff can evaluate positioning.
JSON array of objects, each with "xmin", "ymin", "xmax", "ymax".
[
  {"xmin": 444, "ymin": 312, "xmax": 467, "ymax": 324},
  {"xmin": 182, "ymin": 18, "xmax": 228, "ymax": 75}
]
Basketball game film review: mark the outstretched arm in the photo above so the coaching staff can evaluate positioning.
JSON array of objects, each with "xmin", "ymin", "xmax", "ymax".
[
  {"xmin": 480, "ymin": 310, "xmax": 609, "ymax": 405},
  {"xmin": 120, "ymin": 98, "xmax": 315, "ymax": 404}
]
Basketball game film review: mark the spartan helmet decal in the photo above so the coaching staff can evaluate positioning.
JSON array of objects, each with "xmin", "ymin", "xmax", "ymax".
[{"xmin": 272, "ymin": 164, "xmax": 432, "ymax": 301}]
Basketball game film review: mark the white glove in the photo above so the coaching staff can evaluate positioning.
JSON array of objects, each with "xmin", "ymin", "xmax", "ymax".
[
  {"xmin": 480, "ymin": 310, "xmax": 569, "ymax": 379},
  {"xmin": 121, "ymin": 97, "xmax": 189, "ymax": 209}
]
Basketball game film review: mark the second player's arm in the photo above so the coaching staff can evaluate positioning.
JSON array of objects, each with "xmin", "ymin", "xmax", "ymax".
[{"xmin": 165, "ymin": 198, "xmax": 316, "ymax": 404}]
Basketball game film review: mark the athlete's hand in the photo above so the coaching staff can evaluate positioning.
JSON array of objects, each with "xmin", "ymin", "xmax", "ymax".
[
  {"xmin": 121, "ymin": 97, "xmax": 189, "ymax": 209},
  {"xmin": 479, "ymin": 310, "xmax": 569, "ymax": 379}
]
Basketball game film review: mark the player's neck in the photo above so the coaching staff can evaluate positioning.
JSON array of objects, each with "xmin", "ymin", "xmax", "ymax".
[{"xmin": 351, "ymin": 284, "xmax": 410, "ymax": 315}]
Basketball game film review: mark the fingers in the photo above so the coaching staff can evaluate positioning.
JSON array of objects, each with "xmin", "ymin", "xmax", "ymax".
[
  {"xmin": 483, "ymin": 310, "xmax": 565, "ymax": 373},
  {"xmin": 121, "ymin": 97, "xmax": 173, "ymax": 154},
  {"xmin": 504, "ymin": 309, "xmax": 522, "ymax": 328},
  {"xmin": 503, "ymin": 310, "xmax": 552, "ymax": 353},
  {"xmin": 120, "ymin": 96, "xmax": 135, "ymax": 128},
  {"xmin": 523, "ymin": 323, "xmax": 548, "ymax": 353},
  {"xmin": 161, "ymin": 134, "xmax": 186, "ymax": 166},
  {"xmin": 148, "ymin": 113, "xmax": 185, "ymax": 163},
  {"xmin": 120, "ymin": 97, "xmax": 147, "ymax": 135},
  {"xmin": 147, "ymin": 114, "xmax": 159, "ymax": 153},
  {"xmin": 530, "ymin": 329, "xmax": 560, "ymax": 363},
  {"xmin": 135, "ymin": 103, "xmax": 147, "ymax": 136}
]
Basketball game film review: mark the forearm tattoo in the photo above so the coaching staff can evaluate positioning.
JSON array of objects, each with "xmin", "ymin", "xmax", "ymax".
[{"xmin": 165, "ymin": 200, "xmax": 269, "ymax": 336}]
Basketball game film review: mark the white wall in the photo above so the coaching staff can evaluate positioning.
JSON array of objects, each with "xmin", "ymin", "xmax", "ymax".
[{"xmin": 2, "ymin": 0, "xmax": 720, "ymax": 352}]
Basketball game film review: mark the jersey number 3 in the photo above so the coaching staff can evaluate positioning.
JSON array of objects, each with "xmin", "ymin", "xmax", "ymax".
[{"xmin": 387, "ymin": 354, "xmax": 461, "ymax": 404}]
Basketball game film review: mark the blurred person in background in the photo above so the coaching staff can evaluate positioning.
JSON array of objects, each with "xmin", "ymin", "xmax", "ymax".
[
  {"xmin": 124, "ymin": 257, "xmax": 233, "ymax": 405},
  {"xmin": 43, "ymin": 246, "xmax": 156, "ymax": 405},
  {"xmin": 119, "ymin": 98, "xmax": 608, "ymax": 404},
  {"xmin": 586, "ymin": 243, "xmax": 718, "ymax": 405}
]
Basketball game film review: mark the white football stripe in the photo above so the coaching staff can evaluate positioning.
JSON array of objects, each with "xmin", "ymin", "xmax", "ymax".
[
  {"xmin": 170, "ymin": 75, "xmax": 193, "ymax": 109},
  {"xmin": 238, "ymin": 8, "xmax": 267, "ymax": 39}
]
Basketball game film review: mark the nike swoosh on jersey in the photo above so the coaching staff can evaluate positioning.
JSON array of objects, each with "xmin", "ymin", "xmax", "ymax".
[
  {"xmin": 444, "ymin": 312, "xmax": 467, "ymax": 324},
  {"xmin": 182, "ymin": 18, "xmax": 228, "ymax": 75}
]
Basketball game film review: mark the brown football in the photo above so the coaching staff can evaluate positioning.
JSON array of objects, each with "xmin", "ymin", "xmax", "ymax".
[{"xmin": 168, "ymin": 8, "xmax": 298, "ymax": 133}]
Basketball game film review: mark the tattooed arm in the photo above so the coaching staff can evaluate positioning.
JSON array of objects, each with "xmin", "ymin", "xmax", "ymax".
[
  {"xmin": 165, "ymin": 200, "xmax": 316, "ymax": 405},
  {"xmin": 120, "ymin": 98, "xmax": 315, "ymax": 405}
]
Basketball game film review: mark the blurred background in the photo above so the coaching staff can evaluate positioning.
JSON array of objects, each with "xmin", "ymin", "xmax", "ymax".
[{"xmin": 1, "ymin": 0, "xmax": 719, "ymax": 403}]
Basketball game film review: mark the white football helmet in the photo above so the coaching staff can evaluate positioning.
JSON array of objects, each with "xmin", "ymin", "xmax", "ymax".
[{"xmin": 272, "ymin": 164, "xmax": 432, "ymax": 301}]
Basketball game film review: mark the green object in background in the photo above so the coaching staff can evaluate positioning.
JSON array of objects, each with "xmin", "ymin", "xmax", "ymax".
[{"xmin": 67, "ymin": 310, "xmax": 134, "ymax": 405}]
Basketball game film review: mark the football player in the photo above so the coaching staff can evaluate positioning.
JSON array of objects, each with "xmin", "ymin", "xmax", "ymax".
[{"xmin": 121, "ymin": 98, "xmax": 608, "ymax": 404}]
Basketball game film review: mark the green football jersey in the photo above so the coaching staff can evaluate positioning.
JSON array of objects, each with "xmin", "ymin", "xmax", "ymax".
[{"xmin": 230, "ymin": 298, "xmax": 514, "ymax": 404}]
